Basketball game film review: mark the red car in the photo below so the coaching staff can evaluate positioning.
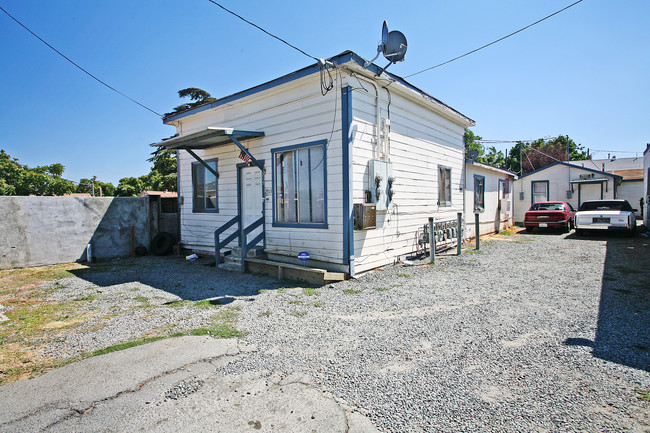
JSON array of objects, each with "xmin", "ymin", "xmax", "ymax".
[{"xmin": 524, "ymin": 201, "xmax": 576, "ymax": 233}]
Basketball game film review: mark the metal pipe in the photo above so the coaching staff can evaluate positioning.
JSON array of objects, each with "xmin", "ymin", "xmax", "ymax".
[
  {"xmin": 428, "ymin": 217, "xmax": 435, "ymax": 264},
  {"xmin": 475, "ymin": 213, "xmax": 480, "ymax": 250},
  {"xmin": 457, "ymin": 212, "xmax": 462, "ymax": 255},
  {"xmin": 350, "ymin": 73, "xmax": 382, "ymax": 159}
]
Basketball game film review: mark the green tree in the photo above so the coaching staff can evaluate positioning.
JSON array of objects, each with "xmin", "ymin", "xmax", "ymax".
[
  {"xmin": 464, "ymin": 129, "xmax": 507, "ymax": 169},
  {"xmin": 0, "ymin": 150, "xmax": 75, "ymax": 196},
  {"xmin": 116, "ymin": 177, "xmax": 145, "ymax": 197},
  {"xmin": 518, "ymin": 135, "xmax": 589, "ymax": 175},
  {"xmin": 76, "ymin": 176, "xmax": 116, "ymax": 196},
  {"xmin": 166, "ymin": 87, "xmax": 217, "ymax": 116}
]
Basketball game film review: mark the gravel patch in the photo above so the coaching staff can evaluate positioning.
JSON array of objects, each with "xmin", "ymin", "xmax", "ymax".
[
  {"xmin": 6, "ymin": 230, "xmax": 650, "ymax": 431},
  {"xmin": 222, "ymin": 231, "xmax": 649, "ymax": 432}
]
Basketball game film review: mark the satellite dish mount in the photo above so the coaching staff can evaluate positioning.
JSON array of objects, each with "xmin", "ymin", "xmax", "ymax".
[{"xmin": 364, "ymin": 21, "xmax": 408, "ymax": 75}]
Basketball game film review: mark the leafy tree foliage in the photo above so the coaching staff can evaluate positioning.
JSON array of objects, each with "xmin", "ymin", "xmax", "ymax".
[
  {"xmin": 518, "ymin": 135, "xmax": 589, "ymax": 174},
  {"xmin": 76, "ymin": 176, "xmax": 116, "ymax": 196},
  {"xmin": 116, "ymin": 177, "xmax": 145, "ymax": 197},
  {"xmin": 166, "ymin": 87, "xmax": 217, "ymax": 116},
  {"xmin": 0, "ymin": 149, "xmax": 75, "ymax": 196},
  {"xmin": 464, "ymin": 129, "xmax": 590, "ymax": 175},
  {"xmin": 114, "ymin": 149, "xmax": 177, "ymax": 196}
]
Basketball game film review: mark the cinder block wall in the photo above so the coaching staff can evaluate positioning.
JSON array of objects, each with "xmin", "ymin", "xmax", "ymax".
[{"xmin": 0, "ymin": 197, "xmax": 150, "ymax": 269}]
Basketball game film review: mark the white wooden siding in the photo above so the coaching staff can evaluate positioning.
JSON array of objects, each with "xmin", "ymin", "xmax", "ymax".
[
  {"xmin": 349, "ymin": 87, "xmax": 467, "ymax": 274},
  {"xmin": 464, "ymin": 163, "xmax": 515, "ymax": 239},
  {"xmin": 175, "ymin": 73, "xmax": 346, "ymax": 265}
]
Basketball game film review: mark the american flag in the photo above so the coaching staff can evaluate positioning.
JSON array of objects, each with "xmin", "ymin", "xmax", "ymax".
[{"xmin": 239, "ymin": 149, "xmax": 252, "ymax": 165}]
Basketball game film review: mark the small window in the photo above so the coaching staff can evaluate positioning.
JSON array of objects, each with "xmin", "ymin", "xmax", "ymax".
[
  {"xmin": 192, "ymin": 159, "xmax": 218, "ymax": 212},
  {"xmin": 531, "ymin": 181, "xmax": 548, "ymax": 204},
  {"xmin": 474, "ymin": 175, "xmax": 485, "ymax": 212},
  {"xmin": 438, "ymin": 166, "xmax": 452, "ymax": 206},
  {"xmin": 273, "ymin": 141, "xmax": 326, "ymax": 227}
]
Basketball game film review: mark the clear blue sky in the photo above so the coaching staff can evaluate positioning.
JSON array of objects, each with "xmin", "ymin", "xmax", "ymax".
[{"xmin": 1, "ymin": 0, "xmax": 648, "ymax": 185}]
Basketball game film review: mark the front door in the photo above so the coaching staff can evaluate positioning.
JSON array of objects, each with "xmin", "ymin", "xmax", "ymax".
[{"xmin": 240, "ymin": 166, "xmax": 263, "ymax": 241}]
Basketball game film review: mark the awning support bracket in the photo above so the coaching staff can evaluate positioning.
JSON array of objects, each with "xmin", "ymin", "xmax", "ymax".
[
  {"xmin": 229, "ymin": 135, "xmax": 265, "ymax": 174},
  {"xmin": 183, "ymin": 147, "xmax": 219, "ymax": 179}
]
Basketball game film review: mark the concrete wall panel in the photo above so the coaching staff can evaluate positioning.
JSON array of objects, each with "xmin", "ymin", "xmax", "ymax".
[{"xmin": 0, "ymin": 197, "xmax": 149, "ymax": 269}]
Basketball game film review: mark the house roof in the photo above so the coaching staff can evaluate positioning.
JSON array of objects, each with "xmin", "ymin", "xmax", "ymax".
[
  {"xmin": 162, "ymin": 51, "xmax": 474, "ymax": 127},
  {"xmin": 610, "ymin": 169, "xmax": 644, "ymax": 180},
  {"xmin": 139, "ymin": 190, "xmax": 177, "ymax": 198},
  {"xmin": 517, "ymin": 161, "xmax": 623, "ymax": 180},
  {"xmin": 465, "ymin": 159, "xmax": 516, "ymax": 177}
]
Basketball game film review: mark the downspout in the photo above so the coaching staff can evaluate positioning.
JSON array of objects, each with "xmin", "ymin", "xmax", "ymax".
[{"xmin": 351, "ymin": 73, "xmax": 381, "ymax": 159}]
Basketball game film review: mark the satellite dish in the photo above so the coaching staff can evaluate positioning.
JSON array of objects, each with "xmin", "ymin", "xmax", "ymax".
[
  {"xmin": 383, "ymin": 30, "xmax": 407, "ymax": 63},
  {"xmin": 365, "ymin": 21, "xmax": 408, "ymax": 74},
  {"xmin": 467, "ymin": 150, "xmax": 479, "ymax": 160},
  {"xmin": 381, "ymin": 21, "xmax": 389, "ymax": 47}
]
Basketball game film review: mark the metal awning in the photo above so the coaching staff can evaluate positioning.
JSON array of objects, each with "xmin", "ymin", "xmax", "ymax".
[
  {"xmin": 150, "ymin": 127, "xmax": 264, "ymax": 150},
  {"xmin": 570, "ymin": 178, "xmax": 609, "ymax": 184}
]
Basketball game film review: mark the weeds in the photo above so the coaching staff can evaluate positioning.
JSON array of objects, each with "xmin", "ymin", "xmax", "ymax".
[
  {"xmin": 194, "ymin": 299, "xmax": 221, "ymax": 308},
  {"xmin": 289, "ymin": 310, "xmax": 307, "ymax": 317},
  {"xmin": 396, "ymin": 273, "xmax": 411, "ymax": 278},
  {"xmin": 312, "ymin": 301, "xmax": 325, "ymax": 307},
  {"xmin": 302, "ymin": 287, "xmax": 320, "ymax": 296},
  {"xmin": 343, "ymin": 289, "xmax": 362, "ymax": 294},
  {"xmin": 636, "ymin": 388, "xmax": 650, "ymax": 403}
]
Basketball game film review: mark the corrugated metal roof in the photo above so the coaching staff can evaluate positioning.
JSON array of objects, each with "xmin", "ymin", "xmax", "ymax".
[{"xmin": 150, "ymin": 127, "xmax": 264, "ymax": 150}]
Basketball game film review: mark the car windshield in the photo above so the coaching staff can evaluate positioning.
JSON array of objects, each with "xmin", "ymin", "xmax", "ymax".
[
  {"xmin": 530, "ymin": 203, "xmax": 565, "ymax": 211},
  {"xmin": 578, "ymin": 201, "xmax": 633, "ymax": 211}
]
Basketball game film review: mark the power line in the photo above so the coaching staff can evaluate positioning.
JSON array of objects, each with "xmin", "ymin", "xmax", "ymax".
[
  {"xmin": 0, "ymin": 5, "xmax": 163, "ymax": 118},
  {"xmin": 206, "ymin": 0, "xmax": 318, "ymax": 62},
  {"xmin": 404, "ymin": 0, "xmax": 584, "ymax": 78}
]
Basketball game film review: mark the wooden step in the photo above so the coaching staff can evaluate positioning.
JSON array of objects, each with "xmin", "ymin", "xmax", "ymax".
[{"xmin": 245, "ymin": 258, "xmax": 346, "ymax": 286}]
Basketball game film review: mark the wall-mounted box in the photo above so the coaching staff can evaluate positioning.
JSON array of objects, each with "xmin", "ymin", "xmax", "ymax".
[
  {"xmin": 368, "ymin": 160, "xmax": 393, "ymax": 211},
  {"xmin": 353, "ymin": 203, "xmax": 376, "ymax": 230}
]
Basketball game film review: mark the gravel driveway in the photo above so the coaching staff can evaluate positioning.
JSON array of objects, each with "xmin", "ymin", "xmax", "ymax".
[{"xmin": 4, "ymin": 230, "xmax": 650, "ymax": 432}]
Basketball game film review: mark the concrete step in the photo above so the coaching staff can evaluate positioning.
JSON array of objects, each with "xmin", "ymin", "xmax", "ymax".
[{"xmin": 245, "ymin": 258, "xmax": 347, "ymax": 286}]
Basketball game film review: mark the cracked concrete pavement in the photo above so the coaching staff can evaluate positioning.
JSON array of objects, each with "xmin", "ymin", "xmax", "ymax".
[{"xmin": 0, "ymin": 336, "xmax": 378, "ymax": 432}]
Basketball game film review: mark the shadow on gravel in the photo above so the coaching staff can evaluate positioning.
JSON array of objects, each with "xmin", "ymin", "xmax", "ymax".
[
  {"xmin": 68, "ymin": 255, "xmax": 303, "ymax": 301},
  {"xmin": 564, "ymin": 229, "xmax": 650, "ymax": 372}
]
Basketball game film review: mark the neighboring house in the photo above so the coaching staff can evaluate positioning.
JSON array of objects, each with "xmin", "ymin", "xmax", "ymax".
[
  {"xmin": 570, "ymin": 157, "xmax": 644, "ymax": 213},
  {"xmin": 643, "ymin": 143, "xmax": 650, "ymax": 228},
  {"xmin": 151, "ymin": 51, "xmax": 474, "ymax": 277},
  {"xmin": 464, "ymin": 160, "xmax": 516, "ymax": 238},
  {"xmin": 513, "ymin": 161, "xmax": 622, "ymax": 224}
]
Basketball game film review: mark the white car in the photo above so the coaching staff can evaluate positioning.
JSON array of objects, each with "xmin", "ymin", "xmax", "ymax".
[{"xmin": 574, "ymin": 199, "xmax": 637, "ymax": 236}]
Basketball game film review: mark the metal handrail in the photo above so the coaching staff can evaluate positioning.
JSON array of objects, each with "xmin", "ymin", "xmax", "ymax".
[
  {"xmin": 241, "ymin": 216, "xmax": 264, "ymax": 271},
  {"xmin": 214, "ymin": 215, "xmax": 240, "ymax": 267}
]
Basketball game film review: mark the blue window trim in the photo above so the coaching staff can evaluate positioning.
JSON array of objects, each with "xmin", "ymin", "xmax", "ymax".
[
  {"xmin": 531, "ymin": 180, "xmax": 550, "ymax": 204},
  {"xmin": 438, "ymin": 165, "xmax": 453, "ymax": 206},
  {"xmin": 474, "ymin": 174, "xmax": 485, "ymax": 212},
  {"xmin": 191, "ymin": 158, "xmax": 218, "ymax": 213},
  {"xmin": 271, "ymin": 139, "xmax": 328, "ymax": 229}
]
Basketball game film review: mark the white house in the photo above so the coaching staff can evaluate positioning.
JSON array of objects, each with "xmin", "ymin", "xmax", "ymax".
[
  {"xmin": 643, "ymin": 143, "xmax": 650, "ymax": 228},
  {"xmin": 513, "ymin": 161, "xmax": 622, "ymax": 224},
  {"xmin": 152, "ymin": 51, "xmax": 474, "ymax": 279},
  {"xmin": 464, "ymin": 160, "xmax": 516, "ymax": 238},
  {"xmin": 570, "ymin": 157, "xmax": 644, "ymax": 212}
]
